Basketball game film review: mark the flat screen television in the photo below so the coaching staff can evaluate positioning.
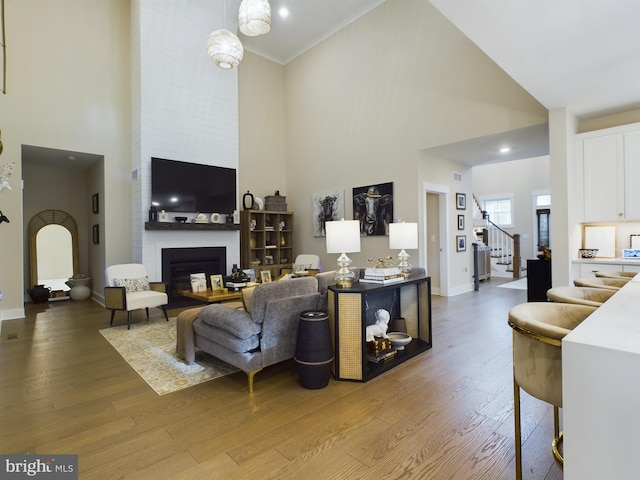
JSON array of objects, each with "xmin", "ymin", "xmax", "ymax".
[{"xmin": 151, "ymin": 157, "xmax": 237, "ymax": 214}]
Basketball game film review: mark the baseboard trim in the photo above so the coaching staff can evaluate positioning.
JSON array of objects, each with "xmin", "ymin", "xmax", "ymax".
[{"xmin": 0, "ymin": 307, "xmax": 26, "ymax": 322}]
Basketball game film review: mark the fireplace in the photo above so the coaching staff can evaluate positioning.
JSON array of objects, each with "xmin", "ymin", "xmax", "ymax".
[{"xmin": 162, "ymin": 247, "xmax": 226, "ymax": 306}]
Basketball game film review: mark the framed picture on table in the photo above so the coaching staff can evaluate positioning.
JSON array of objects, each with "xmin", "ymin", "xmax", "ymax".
[
  {"xmin": 210, "ymin": 274, "xmax": 224, "ymax": 292},
  {"xmin": 260, "ymin": 270, "xmax": 272, "ymax": 283}
]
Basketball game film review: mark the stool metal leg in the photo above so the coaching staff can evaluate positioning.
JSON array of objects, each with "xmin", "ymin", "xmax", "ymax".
[
  {"xmin": 514, "ymin": 374, "xmax": 523, "ymax": 480},
  {"xmin": 552, "ymin": 406, "xmax": 564, "ymax": 466}
]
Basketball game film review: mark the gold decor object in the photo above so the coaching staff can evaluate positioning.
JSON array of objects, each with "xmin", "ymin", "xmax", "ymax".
[
  {"xmin": 367, "ymin": 256, "xmax": 395, "ymax": 269},
  {"xmin": 238, "ymin": 0, "xmax": 271, "ymax": 37}
]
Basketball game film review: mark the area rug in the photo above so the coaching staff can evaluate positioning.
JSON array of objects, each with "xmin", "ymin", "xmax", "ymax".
[
  {"xmin": 497, "ymin": 278, "xmax": 527, "ymax": 290},
  {"xmin": 99, "ymin": 317, "xmax": 238, "ymax": 395}
]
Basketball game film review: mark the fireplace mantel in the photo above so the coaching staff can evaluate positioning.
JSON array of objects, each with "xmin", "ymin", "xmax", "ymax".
[{"xmin": 145, "ymin": 221, "xmax": 240, "ymax": 231}]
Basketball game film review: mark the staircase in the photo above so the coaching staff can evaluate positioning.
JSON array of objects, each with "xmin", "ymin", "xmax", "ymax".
[{"xmin": 472, "ymin": 195, "xmax": 524, "ymax": 279}]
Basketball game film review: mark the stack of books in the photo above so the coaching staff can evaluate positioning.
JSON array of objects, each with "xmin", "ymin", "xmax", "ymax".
[
  {"xmin": 367, "ymin": 336, "xmax": 396, "ymax": 363},
  {"xmin": 360, "ymin": 267, "xmax": 404, "ymax": 285}
]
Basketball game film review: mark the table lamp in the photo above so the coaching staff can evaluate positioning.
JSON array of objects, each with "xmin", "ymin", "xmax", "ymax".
[
  {"xmin": 326, "ymin": 219, "xmax": 361, "ymax": 287},
  {"xmin": 389, "ymin": 221, "xmax": 418, "ymax": 278}
]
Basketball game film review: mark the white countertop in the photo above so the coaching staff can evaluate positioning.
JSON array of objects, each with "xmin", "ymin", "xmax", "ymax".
[
  {"xmin": 564, "ymin": 274, "xmax": 640, "ymax": 353},
  {"xmin": 572, "ymin": 257, "xmax": 640, "ymax": 265}
]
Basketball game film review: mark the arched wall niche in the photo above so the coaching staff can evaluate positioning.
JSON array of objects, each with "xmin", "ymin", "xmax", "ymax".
[{"xmin": 28, "ymin": 209, "xmax": 79, "ymax": 287}]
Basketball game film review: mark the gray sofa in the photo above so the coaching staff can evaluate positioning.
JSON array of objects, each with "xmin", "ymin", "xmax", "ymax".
[{"xmin": 176, "ymin": 276, "xmax": 321, "ymax": 392}]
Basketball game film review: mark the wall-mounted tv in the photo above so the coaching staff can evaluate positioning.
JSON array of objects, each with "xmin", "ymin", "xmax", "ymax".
[{"xmin": 151, "ymin": 157, "xmax": 237, "ymax": 214}]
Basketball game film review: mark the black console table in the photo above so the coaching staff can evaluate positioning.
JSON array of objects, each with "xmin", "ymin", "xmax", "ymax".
[
  {"xmin": 526, "ymin": 259, "xmax": 552, "ymax": 302},
  {"xmin": 327, "ymin": 275, "xmax": 432, "ymax": 382}
]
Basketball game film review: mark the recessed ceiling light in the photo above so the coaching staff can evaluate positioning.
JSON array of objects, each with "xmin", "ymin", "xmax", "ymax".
[
  {"xmin": 499, "ymin": 147, "xmax": 511, "ymax": 154},
  {"xmin": 278, "ymin": 6, "xmax": 289, "ymax": 18},
  {"xmin": 67, "ymin": 156, "xmax": 76, "ymax": 161}
]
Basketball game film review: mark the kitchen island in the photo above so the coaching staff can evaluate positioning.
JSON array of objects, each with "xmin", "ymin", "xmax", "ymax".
[{"xmin": 563, "ymin": 273, "xmax": 640, "ymax": 479}]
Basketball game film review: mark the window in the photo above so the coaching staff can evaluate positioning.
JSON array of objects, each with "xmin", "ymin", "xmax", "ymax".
[{"xmin": 482, "ymin": 196, "xmax": 513, "ymax": 227}]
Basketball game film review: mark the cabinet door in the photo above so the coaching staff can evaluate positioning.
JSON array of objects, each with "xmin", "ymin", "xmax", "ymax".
[
  {"xmin": 624, "ymin": 129, "xmax": 640, "ymax": 221},
  {"xmin": 583, "ymin": 133, "xmax": 625, "ymax": 222}
]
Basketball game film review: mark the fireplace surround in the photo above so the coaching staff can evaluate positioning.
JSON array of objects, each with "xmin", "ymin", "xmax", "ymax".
[{"xmin": 162, "ymin": 246, "xmax": 226, "ymax": 306}]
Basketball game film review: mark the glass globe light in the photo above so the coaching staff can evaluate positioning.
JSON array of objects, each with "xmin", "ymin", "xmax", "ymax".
[
  {"xmin": 207, "ymin": 29, "xmax": 244, "ymax": 69},
  {"xmin": 238, "ymin": 0, "xmax": 271, "ymax": 36}
]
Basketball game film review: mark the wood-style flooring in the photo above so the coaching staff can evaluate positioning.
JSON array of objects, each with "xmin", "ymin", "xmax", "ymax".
[{"xmin": 0, "ymin": 278, "xmax": 562, "ymax": 479}]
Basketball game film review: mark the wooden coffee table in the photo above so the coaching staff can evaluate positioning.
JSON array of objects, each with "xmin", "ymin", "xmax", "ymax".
[{"xmin": 180, "ymin": 289, "xmax": 242, "ymax": 305}]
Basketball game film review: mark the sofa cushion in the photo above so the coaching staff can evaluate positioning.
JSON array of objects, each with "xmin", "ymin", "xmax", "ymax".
[
  {"xmin": 193, "ymin": 319, "xmax": 259, "ymax": 353},
  {"xmin": 114, "ymin": 276, "xmax": 150, "ymax": 293},
  {"xmin": 199, "ymin": 304, "xmax": 260, "ymax": 339}
]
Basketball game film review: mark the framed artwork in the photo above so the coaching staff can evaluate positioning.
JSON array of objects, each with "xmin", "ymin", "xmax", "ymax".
[
  {"xmin": 456, "ymin": 235, "xmax": 466, "ymax": 252},
  {"xmin": 92, "ymin": 224, "xmax": 100, "ymax": 245},
  {"xmin": 312, "ymin": 189, "xmax": 345, "ymax": 237},
  {"xmin": 210, "ymin": 274, "xmax": 224, "ymax": 292},
  {"xmin": 260, "ymin": 270, "xmax": 272, "ymax": 283},
  {"xmin": 353, "ymin": 182, "xmax": 394, "ymax": 236},
  {"xmin": 456, "ymin": 193, "xmax": 466, "ymax": 210},
  {"xmin": 92, "ymin": 193, "xmax": 99, "ymax": 214},
  {"xmin": 457, "ymin": 215, "xmax": 465, "ymax": 230}
]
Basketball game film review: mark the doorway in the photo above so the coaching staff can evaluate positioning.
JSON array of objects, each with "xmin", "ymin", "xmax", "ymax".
[{"xmin": 422, "ymin": 183, "xmax": 449, "ymax": 296}]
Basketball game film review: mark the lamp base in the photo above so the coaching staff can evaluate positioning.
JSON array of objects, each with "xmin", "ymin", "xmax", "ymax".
[
  {"xmin": 335, "ymin": 252, "xmax": 356, "ymax": 288},
  {"xmin": 397, "ymin": 250, "xmax": 412, "ymax": 278}
]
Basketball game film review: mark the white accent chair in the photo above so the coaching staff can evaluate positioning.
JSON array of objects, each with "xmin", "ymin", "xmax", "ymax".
[
  {"xmin": 104, "ymin": 263, "xmax": 169, "ymax": 329},
  {"xmin": 294, "ymin": 254, "xmax": 320, "ymax": 269}
]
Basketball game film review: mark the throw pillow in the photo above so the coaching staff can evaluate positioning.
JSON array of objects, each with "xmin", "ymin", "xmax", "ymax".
[{"xmin": 114, "ymin": 276, "xmax": 150, "ymax": 293}]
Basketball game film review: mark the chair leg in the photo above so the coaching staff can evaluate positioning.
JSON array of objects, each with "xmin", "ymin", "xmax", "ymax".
[
  {"xmin": 145, "ymin": 307, "xmax": 150, "ymax": 318},
  {"xmin": 552, "ymin": 406, "xmax": 564, "ymax": 466},
  {"xmin": 110, "ymin": 309, "xmax": 116, "ymax": 325},
  {"xmin": 161, "ymin": 305, "xmax": 169, "ymax": 322},
  {"xmin": 127, "ymin": 311, "xmax": 132, "ymax": 330},
  {"xmin": 247, "ymin": 369, "xmax": 263, "ymax": 393},
  {"xmin": 514, "ymin": 374, "xmax": 523, "ymax": 480}
]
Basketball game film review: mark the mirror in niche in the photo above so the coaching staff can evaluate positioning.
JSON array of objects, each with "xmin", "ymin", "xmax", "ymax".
[
  {"xmin": 28, "ymin": 209, "xmax": 79, "ymax": 293},
  {"xmin": 36, "ymin": 224, "xmax": 73, "ymax": 290}
]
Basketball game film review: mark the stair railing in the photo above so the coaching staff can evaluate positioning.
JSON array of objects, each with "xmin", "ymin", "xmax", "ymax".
[{"xmin": 472, "ymin": 195, "xmax": 521, "ymax": 279}]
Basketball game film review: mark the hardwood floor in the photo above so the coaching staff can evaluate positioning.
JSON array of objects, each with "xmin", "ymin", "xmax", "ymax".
[{"xmin": 0, "ymin": 279, "xmax": 563, "ymax": 479}]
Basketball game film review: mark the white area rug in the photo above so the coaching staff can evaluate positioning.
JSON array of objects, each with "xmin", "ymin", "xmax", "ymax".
[
  {"xmin": 497, "ymin": 278, "xmax": 527, "ymax": 290},
  {"xmin": 100, "ymin": 317, "xmax": 238, "ymax": 395}
]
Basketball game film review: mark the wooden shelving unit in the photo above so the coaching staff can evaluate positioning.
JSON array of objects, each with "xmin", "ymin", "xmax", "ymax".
[{"xmin": 240, "ymin": 210, "xmax": 293, "ymax": 279}]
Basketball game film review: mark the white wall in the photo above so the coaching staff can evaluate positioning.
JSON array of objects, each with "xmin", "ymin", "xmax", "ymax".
[
  {"xmin": 132, "ymin": 0, "xmax": 241, "ymax": 281},
  {"xmin": 276, "ymin": 0, "xmax": 548, "ymax": 293},
  {"xmin": 0, "ymin": 0, "xmax": 130, "ymax": 319}
]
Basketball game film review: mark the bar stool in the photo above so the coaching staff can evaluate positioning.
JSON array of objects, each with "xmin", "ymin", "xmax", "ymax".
[
  {"xmin": 508, "ymin": 302, "xmax": 597, "ymax": 480},
  {"xmin": 595, "ymin": 270, "xmax": 636, "ymax": 280},
  {"xmin": 573, "ymin": 276, "xmax": 628, "ymax": 291},
  {"xmin": 547, "ymin": 286, "xmax": 615, "ymax": 307}
]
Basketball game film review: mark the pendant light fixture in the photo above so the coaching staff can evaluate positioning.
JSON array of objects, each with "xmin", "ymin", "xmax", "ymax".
[
  {"xmin": 238, "ymin": 0, "xmax": 271, "ymax": 36},
  {"xmin": 207, "ymin": 0, "xmax": 244, "ymax": 69}
]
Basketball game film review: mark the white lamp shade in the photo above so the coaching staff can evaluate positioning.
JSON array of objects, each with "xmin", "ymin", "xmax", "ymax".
[
  {"xmin": 326, "ymin": 220, "xmax": 361, "ymax": 254},
  {"xmin": 207, "ymin": 29, "xmax": 244, "ymax": 69},
  {"xmin": 389, "ymin": 222, "xmax": 418, "ymax": 250},
  {"xmin": 238, "ymin": 0, "xmax": 271, "ymax": 36}
]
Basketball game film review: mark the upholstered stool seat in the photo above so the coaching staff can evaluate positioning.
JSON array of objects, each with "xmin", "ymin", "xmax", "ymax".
[
  {"xmin": 573, "ymin": 276, "xmax": 628, "ymax": 291},
  {"xmin": 595, "ymin": 270, "xmax": 636, "ymax": 280},
  {"xmin": 508, "ymin": 302, "xmax": 597, "ymax": 479},
  {"xmin": 547, "ymin": 286, "xmax": 615, "ymax": 307}
]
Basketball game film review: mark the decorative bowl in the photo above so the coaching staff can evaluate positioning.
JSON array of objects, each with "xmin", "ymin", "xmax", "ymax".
[
  {"xmin": 579, "ymin": 248, "xmax": 599, "ymax": 258},
  {"xmin": 388, "ymin": 332, "xmax": 412, "ymax": 350}
]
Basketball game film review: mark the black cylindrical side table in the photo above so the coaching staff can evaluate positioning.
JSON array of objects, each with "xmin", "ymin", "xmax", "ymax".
[{"xmin": 294, "ymin": 310, "xmax": 333, "ymax": 389}]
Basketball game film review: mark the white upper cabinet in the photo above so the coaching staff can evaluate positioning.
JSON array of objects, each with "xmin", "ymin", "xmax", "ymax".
[{"xmin": 578, "ymin": 123, "xmax": 640, "ymax": 222}]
